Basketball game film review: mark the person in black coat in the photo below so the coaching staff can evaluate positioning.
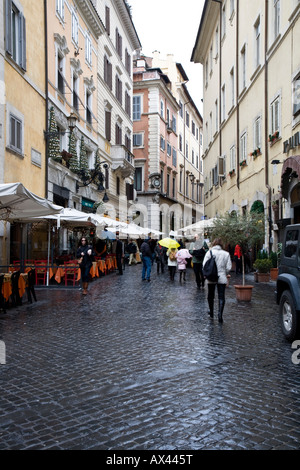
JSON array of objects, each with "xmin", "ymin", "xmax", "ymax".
[
  {"xmin": 115, "ymin": 235, "xmax": 124, "ymax": 275},
  {"xmin": 77, "ymin": 237, "xmax": 95, "ymax": 295}
]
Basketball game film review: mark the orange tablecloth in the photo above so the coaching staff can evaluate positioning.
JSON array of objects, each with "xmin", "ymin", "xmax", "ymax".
[
  {"xmin": 97, "ymin": 260, "xmax": 106, "ymax": 274},
  {"xmin": 2, "ymin": 273, "xmax": 28, "ymax": 301}
]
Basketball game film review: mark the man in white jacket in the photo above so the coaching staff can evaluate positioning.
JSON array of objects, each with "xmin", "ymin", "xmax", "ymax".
[{"xmin": 203, "ymin": 238, "xmax": 232, "ymax": 323}]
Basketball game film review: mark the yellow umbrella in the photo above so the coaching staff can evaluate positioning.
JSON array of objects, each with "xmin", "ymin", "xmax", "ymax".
[{"xmin": 158, "ymin": 237, "xmax": 180, "ymax": 249}]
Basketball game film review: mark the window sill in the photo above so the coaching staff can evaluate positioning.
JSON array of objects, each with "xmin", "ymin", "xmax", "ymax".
[{"xmin": 6, "ymin": 146, "xmax": 24, "ymax": 159}]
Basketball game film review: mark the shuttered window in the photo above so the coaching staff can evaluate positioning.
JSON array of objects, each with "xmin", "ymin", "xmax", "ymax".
[
  {"xmin": 5, "ymin": 0, "xmax": 26, "ymax": 70},
  {"xmin": 10, "ymin": 114, "xmax": 22, "ymax": 153}
]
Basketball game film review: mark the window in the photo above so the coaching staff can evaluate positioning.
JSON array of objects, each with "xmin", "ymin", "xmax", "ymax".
[
  {"xmin": 9, "ymin": 113, "xmax": 22, "ymax": 153},
  {"xmin": 215, "ymin": 27, "xmax": 219, "ymax": 58},
  {"xmin": 133, "ymin": 133, "xmax": 143, "ymax": 147},
  {"xmin": 274, "ymin": 0, "xmax": 280, "ymax": 39},
  {"xmin": 133, "ymin": 95, "xmax": 141, "ymax": 120},
  {"xmin": 125, "ymin": 49, "xmax": 131, "ymax": 75},
  {"xmin": 254, "ymin": 116, "xmax": 261, "ymax": 149},
  {"xmin": 230, "ymin": 68, "xmax": 235, "ymax": 107},
  {"xmin": 105, "ymin": 110, "xmax": 111, "ymax": 141},
  {"xmin": 105, "ymin": 6, "xmax": 110, "ymax": 35},
  {"xmin": 6, "ymin": 0, "xmax": 26, "ymax": 70},
  {"xmin": 167, "ymin": 174, "xmax": 170, "ymax": 196},
  {"xmin": 172, "ymin": 177, "xmax": 176, "ymax": 198},
  {"xmin": 134, "ymin": 167, "xmax": 142, "ymax": 191},
  {"xmin": 115, "ymin": 123, "xmax": 122, "ymax": 145},
  {"xmin": 86, "ymin": 91, "xmax": 92, "ymax": 125},
  {"xmin": 161, "ymin": 169, "xmax": 164, "ymax": 192},
  {"xmin": 284, "ymin": 230, "xmax": 298, "ymax": 259},
  {"xmin": 192, "ymin": 149, "xmax": 195, "ymax": 165},
  {"xmin": 115, "ymin": 28, "xmax": 122, "ymax": 59},
  {"xmin": 73, "ymin": 74, "xmax": 79, "ymax": 112},
  {"xmin": 186, "ymin": 111, "xmax": 190, "ymax": 127},
  {"xmin": 72, "ymin": 10, "xmax": 79, "ymax": 45},
  {"xmin": 104, "ymin": 55, "xmax": 112, "ymax": 90},
  {"xmin": 56, "ymin": 0, "xmax": 64, "ymax": 19},
  {"xmin": 57, "ymin": 55, "xmax": 64, "ymax": 94},
  {"xmin": 240, "ymin": 45, "xmax": 246, "ymax": 90},
  {"xmin": 160, "ymin": 136, "xmax": 165, "ymax": 151},
  {"xmin": 172, "ymin": 148, "xmax": 177, "ymax": 167},
  {"xmin": 172, "ymin": 114, "xmax": 176, "ymax": 133},
  {"xmin": 215, "ymin": 99, "xmax": 218, "ymax": 132},
  {"xmin": 221, "ymin": 84, "xmax": 226, "ymax": 121},
  {"xmin": 179, "ymin": 134, "xmax": 182, "ymax": 152},
  {"xmin": 254, "ymin": 18, "xmax": 261, "ymax": 68},
  {"xmin": 160, "ymin": 100, "xmax": 164, "ymax": 119},
  {"xmin": 186, "ymin": 142, "xmax": 189, "ymax": 159},
  {"xmin": 115, "ymin": 75, "xmax": 122, "ymax": 105},
  {"xmin": 116, "ymin": 177, "xmax": 120, "ymax": 195},
  {"xmin": 240, "ymin": 132, "xmax": 247, "ymax": 163},
  {"xmin": 125, "ymin": 91, "xmax": 131, "ymax": 117},
  {"xmin": 270, "ymin": 96, "xmax": 280, "ymax": 134},
  {"xmin": 179, "ymin": 101, "xmax": 183, "ymax": 118},
  {"xmin": 293, "ymin": 74, "xmax": 300, "ymax": 117},
  {"xmin": 167, "ymin": 142, "xmax": 171, "ymax": 157},
  {"xmin": 85, "ymin": 33, "xmax": 92, "ymax": 65},
  {"xmin": 230, "ymin": 145, "xmax": 236, "ymax": 170}
]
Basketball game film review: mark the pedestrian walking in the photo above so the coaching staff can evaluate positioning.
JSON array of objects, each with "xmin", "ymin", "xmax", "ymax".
[
  {"xmin": 140, "ymin": 238, "xmax": 152, "ymax": 281},
  {"xmin": 127, "ymin": 239, "xmax": 138, "ymax": 265},
  {"xmin": 154, "ymin": 243, "xmax": 165, "ymax": 274},
  {"xmin": 77, "ymin": 237, "xmax": 95, "ymax": 295},
  {"xmin": 167, "ymin": 247, "xmax": 177, "ymax": 281},
  {"xmin": 203, "ymin": 238, "xmax": 232, "ymax": 323},
  {"xmin": 115, "ymin": 235, "xmax": 124, "ymax": 275},
  {"xmin": 175, "ymin": 248, "xmax": 191, "ymax": 282},
  {"xmin": 189, "ymin": 234, "xmax": 207, "ymax": 289}
]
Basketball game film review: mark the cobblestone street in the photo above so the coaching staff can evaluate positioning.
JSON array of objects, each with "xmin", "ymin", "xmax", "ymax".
[{"xmin": 0, "ymin": 264, "xmax": 299, "ymax": 451}]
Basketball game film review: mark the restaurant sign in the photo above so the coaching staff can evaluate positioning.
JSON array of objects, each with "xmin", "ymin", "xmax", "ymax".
[{"xmin": 283, "ymin": 131, "xmax": 300, "ymax": 153}]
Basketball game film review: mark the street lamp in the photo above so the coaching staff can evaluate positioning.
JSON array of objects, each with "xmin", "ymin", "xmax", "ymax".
[{"xmin": 44, "ymin": 112, "xmax": 78, "ymax": 139}]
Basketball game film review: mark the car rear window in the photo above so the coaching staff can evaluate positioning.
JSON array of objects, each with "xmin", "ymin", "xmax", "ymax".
[{"xmin": 284, "ymin": 230, "xmax": 299, "ymax": 259}]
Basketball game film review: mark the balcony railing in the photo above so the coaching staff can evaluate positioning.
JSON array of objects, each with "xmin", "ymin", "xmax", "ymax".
[{"xmin": 110, "ymin": 145, "xmax": 135, "ymax": 178}]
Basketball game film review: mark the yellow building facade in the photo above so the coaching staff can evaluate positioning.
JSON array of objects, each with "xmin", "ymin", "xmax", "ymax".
[
  {"xmin": 4, "ymin": 0, "xmax": 47, "ymax": 195},
  {"xmin": 192, "ymin": 0, "xmax": 300, "ymax": 251}
]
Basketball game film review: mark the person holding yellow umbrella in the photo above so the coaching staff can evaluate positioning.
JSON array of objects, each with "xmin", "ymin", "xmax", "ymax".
[{"xmin": 158, "ymin": 238, "xmax": 180, "ymax": 281}]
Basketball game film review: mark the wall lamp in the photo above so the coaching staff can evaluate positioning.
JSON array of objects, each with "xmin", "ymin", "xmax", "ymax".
[
  {"xmin": 76, "ymin": 161, "xmax": 110, "ymax": 202},
  {"xmin": 189, "ymin": 174, "xmax": 197, "ymax": 184},
  {"xmin": 44, "ymin": 112, "xmax": 78, "ymax": 139}
]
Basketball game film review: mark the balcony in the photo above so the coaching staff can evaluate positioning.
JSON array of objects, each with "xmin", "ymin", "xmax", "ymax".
[{"xmin": 110, "ymin": 145, "xmax": 135, "ymax": 178}]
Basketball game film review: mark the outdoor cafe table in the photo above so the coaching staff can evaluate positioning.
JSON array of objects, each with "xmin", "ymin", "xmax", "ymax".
[
  {"xmin": 53, "ymin": 261, "xmax": 100, "ymax": 284},
  {"xmin": 2, "ymin": 272, "xmax": 28, "ymax": 302}
]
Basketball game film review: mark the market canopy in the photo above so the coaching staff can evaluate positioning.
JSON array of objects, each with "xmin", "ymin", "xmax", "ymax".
[
  {"xmin": 179, "ymin": 218, "xmax": 217, "ymax": 234},
  {"xmin": 0, "ymin": 182, "xmax": 62, "ymax": 221},
  {"xmin": 12, "ymin": 207, "xmax": 98, "ymax": 227}
]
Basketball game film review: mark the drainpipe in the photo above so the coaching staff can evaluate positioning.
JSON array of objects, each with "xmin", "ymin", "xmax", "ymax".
[
  {"xmin": 236, "ymin": 0, "xmax": 240, "ymax": 190},
  {"xmin": 264, "ymin": 0, "xmax": 272, "ymax": 252},
  {"xmin": 44, "ymin": 0, "xmax": 49, "ymax": 199}
]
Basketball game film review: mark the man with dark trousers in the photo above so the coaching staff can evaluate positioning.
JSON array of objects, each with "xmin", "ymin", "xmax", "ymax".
[{"xmin": 115, "ymin": 234, "xmax": 124, "ymax": 275}]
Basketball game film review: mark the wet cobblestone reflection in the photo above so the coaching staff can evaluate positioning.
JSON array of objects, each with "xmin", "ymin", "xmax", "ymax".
[{"xmin": 0, "ymin": 266, "xmax": 299, "ymax": 450}]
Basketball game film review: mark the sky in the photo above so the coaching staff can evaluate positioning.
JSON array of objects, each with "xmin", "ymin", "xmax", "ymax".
[{"xmin": 128, "ymin": 0, "xmax": 205, "ymax": 114}]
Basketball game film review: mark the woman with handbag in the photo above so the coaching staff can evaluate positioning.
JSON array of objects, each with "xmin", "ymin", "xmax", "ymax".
[{"xmin": 77, "ymin": 237, "xmax": 95, "ymax": 295}]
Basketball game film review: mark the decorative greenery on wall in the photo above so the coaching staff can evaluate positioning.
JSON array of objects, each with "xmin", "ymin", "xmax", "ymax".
[{"xmin": 48, "ymin": 106, "xmax": 61, "ymax": 161}]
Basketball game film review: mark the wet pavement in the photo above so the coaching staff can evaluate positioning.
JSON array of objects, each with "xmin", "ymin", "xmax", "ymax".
[{"xmin": 0, "ymin": 263, "xmax": 299, "ymax": 451}]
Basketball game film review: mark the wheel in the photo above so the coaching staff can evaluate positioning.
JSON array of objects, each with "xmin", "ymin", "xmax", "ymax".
[{"xmin": 279, "ymin": 290, "xmax": 299, "ymax": 341}]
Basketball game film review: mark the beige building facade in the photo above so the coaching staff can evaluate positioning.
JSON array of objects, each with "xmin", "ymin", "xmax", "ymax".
[
  {"xmin": 151, "ymin": 52, "xmax": 204, "ymax": 227},
  {"xmin": 192, "ymin": 0, "xmax": 300, "ymax": 251}
]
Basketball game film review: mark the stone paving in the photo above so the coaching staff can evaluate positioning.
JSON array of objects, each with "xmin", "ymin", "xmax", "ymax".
[{"xmin": 0, "ymin": 263, "xmax": 299, "ymax": 451}]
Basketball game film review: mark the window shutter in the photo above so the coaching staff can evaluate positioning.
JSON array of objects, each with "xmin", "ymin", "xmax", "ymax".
[
  {"xmin": 126, "ymin": 183, "xmax": 134, "ymax": 201},
  {"xmin": 21, "ymin": 14, "xmax": 26, "ymax": 71},
  {"xmin": 105, "ymin": 111, "xmax": 111, "ymax": 141},
  {"xmin": 5, "ymin": 0, "xmax": 12, "ymax": 55}
]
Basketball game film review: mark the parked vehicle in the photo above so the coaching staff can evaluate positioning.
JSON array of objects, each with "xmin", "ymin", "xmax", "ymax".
[{"xmin": 276, "ymin": 224, "xmax": 300, "ymax": 341}]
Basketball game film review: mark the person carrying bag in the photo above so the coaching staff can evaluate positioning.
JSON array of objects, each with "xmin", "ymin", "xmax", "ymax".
[{"xmin": 203, "ymin": 238, "xmax": 232, "ymax": 323}]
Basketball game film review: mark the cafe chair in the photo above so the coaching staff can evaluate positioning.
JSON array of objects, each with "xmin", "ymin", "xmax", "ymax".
[
  {"xmin": 34, "ymin": 261, "xmax": 47, "ymax": 285},
  {"xmin": 11, "ymin": 271, "xmax": 22, "ymax": 307},
  {"xmin": 27, "ymin": 269, "xmax": 37, "ymax": 303},
  {"xmin": 0, "ymin": 274, "xmax": 6, "ymax": 313},
  {"xmin": 64, "ymin": 266, "xmax": 79, "ymax": 286}
]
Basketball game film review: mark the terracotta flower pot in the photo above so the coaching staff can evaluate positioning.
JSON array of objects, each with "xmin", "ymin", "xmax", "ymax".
[
  {"xmin": 234, "ymin": 285, "xmax": 253, "ymax": 301},
  {"xmin": 257, "ymin": 272, "xmax": 270, "ymax": 282},
  {"xmin": 270, "ymin": 268, "xmax": 278, "ymax": 281}
]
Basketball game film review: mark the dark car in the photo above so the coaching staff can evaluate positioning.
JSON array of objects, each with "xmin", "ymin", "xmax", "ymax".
[{"xmin": 276, "ymin": 224, "xmax": 300, "ymax": 341}]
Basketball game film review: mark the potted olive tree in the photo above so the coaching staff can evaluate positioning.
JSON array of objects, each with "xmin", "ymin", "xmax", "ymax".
[{"xmin": 211, "ymin": 211, "xmax": 265, "ymax": 301}]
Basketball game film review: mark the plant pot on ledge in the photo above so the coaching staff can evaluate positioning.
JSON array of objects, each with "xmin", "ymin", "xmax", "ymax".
[{"xmin": 234, "ymin": 284, "xmax": 254, "ymax": 301}]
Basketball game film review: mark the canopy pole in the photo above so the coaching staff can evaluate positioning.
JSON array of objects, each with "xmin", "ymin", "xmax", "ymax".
[{"xmin": 46, "ymin": 222, "xmax": 50, "ymax": 286}]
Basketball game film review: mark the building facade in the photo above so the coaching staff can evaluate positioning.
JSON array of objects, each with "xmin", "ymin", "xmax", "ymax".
[
  {"xmin": 151, "ymin": 52, "xmax": 204, "ymax": 226},
  {"xmin": 132, "ymin": 55, "xmax": 181, "ymax": 233},
  {"xmin": 192, "ymin": 0, "xmax": 300, "ymax": 250},
  {"xmin": 1, "ymin": 0, "xmax": 48, "ymax": 264}
]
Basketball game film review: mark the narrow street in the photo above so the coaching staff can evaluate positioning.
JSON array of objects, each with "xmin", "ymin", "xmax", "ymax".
[{"xmin": 0, "ymin": 264, "xmax": 299, "ymax": 450}]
